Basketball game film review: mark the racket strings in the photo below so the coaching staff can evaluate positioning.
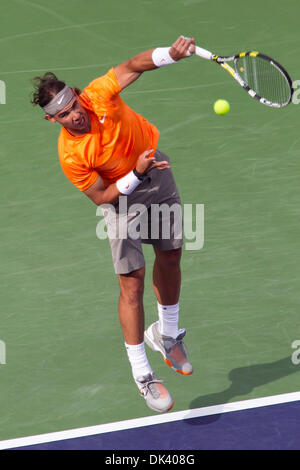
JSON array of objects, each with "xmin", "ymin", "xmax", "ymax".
[{"xmin": 236, "ymin": 55, "xmax": 291, "ymax": 105}]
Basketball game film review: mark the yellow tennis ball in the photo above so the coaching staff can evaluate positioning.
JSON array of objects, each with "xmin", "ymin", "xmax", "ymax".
[{"xmin": 214, "ymin": 99, "xmax": 230, "ymax": 115}]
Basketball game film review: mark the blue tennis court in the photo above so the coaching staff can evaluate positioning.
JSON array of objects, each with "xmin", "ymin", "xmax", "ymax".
[{"xmin": 1, "ymin": 392, "xmax": 300, "ymax": 450}]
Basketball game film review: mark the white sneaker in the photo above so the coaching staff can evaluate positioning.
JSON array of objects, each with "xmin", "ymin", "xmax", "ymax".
[
  {"xmin": 135, "ymin": 372, "xmax": 174, "ymax": 413},
  {"xmin": 144, "ymin": 321, "xmax": 193, "ymax": 375}
]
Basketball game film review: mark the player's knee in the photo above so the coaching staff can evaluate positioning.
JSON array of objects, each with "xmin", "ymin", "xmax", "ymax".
[{"xmin": 118, "ymin": 268, "xmax": 145, "ymax": 303}]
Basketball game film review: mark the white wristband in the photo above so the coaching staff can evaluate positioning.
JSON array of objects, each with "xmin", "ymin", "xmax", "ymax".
[
  {"xmin": 152, "ymin": 47, "xmax": 177, "ymax": 67},
  {"xmin": 116, "ymin": 170, "xmax": 142, "ymax": 195}
]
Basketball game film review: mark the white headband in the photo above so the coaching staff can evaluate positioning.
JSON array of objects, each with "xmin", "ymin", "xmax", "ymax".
[{"xmin": 43, "ymin": 85, "xmax": 74, "ymax": 115}]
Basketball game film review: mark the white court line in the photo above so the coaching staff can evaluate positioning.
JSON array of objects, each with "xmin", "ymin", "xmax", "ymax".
[
  {"xmin": 0, "ymin": 62, "xmax": 113, "ymax": 75},
  {"xmin": 12, "ymin": 0, "xmax": 126, "ymax": 48},
  {"xmin": 0, "ymin": 19, "xmax": 133, "ymax": 44},
  {"xmin": 124, "ymin": 81, "xmax": 229, "ymax": 95},
  {"xmin": 0, "ymin": 391, "xmax": 300, "ymax": 449}
]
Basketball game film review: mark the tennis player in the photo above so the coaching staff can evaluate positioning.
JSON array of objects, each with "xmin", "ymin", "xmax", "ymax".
[{"xmin": 32, "ymin": 35, "xmax": 195, "ymax": 413}]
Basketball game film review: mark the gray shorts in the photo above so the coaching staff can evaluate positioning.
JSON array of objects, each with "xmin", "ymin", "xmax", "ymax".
[{"xmin": 100, "ymin": 149, "xmax": 183, "ymax": 275}]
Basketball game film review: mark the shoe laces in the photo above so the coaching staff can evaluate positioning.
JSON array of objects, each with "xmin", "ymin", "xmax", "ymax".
[
  {"xmin": 137, "ymin": 374, "xmax": 163, "ymax": 399},
  {"xmin": 164, "ymin": 329, "xmax": 189, "ymax": 356}
]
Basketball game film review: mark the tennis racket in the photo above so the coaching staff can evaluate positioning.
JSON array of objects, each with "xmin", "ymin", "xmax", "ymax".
[{"xmin": 194, "ymin": 45, "xmax": 293, "ymax": 108}]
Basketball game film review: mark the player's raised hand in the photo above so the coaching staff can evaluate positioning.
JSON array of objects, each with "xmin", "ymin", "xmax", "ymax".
[
  {"xmin": 169, "ymin": 35, "xmax": 195, "ymax": 61},
  {"xmin": 136, "ymin": 150, "xmax": 170, "ymax": 174}
]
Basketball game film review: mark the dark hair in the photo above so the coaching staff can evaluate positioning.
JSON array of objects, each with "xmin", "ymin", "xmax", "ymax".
[{"xmin": 30, "ymin": 72, "xmax": 81, "ymax": 108}]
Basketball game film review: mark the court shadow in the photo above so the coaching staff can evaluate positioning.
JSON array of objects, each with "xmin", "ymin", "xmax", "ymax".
[{"xmin": 185, "ymin": 356, "xmax": 300, "ymax": 425}]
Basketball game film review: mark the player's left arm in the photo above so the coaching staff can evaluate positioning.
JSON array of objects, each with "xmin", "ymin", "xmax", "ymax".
[{"xmin": 114, "ymin": 35, "xmax": 195, "ymax": 90}]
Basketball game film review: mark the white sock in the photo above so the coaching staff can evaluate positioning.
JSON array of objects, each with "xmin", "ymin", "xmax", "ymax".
[
  {"xmin": 125, "ymin": 342, "xmax": 153, "ymax": 380},
  {"xmin": 157, "ymin": 302, "xmax": 179, "ymax": 338}
]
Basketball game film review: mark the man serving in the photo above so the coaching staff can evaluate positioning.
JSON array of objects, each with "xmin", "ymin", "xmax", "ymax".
[{"xmin": 32, "ymin": 35, "xmax": 195, "ymax": 413}]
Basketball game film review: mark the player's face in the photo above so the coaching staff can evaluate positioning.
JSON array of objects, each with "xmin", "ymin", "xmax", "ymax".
[{"xmin": 48, "ymin": 95, "xmax": 91, "ymax": 135}]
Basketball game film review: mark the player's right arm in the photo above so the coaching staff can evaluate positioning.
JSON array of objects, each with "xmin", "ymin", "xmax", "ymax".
[
  {"xmin": 83, "ymin": 150, "xmax": 170, "ymax": 206},
  {"xmin": 114, "ymin": 36, "xmax": 195, "ymax": 90}
]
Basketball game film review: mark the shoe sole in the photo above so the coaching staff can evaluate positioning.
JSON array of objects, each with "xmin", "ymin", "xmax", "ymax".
[
  {"xmin": 144, "ymin": 327, "xmax": 193, "ymax": 376},
  {"xmin": 145, "ymin": 398, "xmax": 175, "ymax": 413}
]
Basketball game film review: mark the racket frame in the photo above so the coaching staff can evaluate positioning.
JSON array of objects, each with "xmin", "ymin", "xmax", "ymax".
[{"xmin": 194, "ymin": 46, "xmax": 293, "ymax": 108}]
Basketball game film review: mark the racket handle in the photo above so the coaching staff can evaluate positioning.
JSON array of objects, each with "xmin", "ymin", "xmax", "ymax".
[{"xmin": 194, "ymin": 46, "xmax": 214, "ymax": 60}]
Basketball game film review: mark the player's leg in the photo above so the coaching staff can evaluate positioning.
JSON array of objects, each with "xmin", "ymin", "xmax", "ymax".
[
  {"xmin": 144, "ymin": 247, "xmax": 193, "ymax": 375},
  {"xmin": 152, "ymin": 246, "xmax": 182, "ymax": 306},
  {"xmin": 152, "ymin": 246, "xmax": 182, "ymax": 339},
  {"xmin": 118, "ymin": 266, "xmax": 146, "ymax": 345},
  {"xmin": 102, "ymin": 175, "xmax": 175, "ymax": 410},
  {"xmin": 117, "ymin": 266, "xmax": 174, "ymax": 412}
]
